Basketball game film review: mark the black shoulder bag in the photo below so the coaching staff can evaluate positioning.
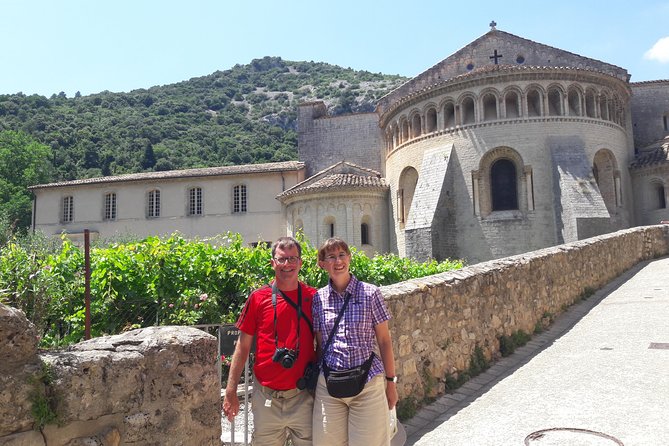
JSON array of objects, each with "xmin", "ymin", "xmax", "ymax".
[{"xmin": 321, "ymin": 291, "xmax": 375, "ymax": 398}]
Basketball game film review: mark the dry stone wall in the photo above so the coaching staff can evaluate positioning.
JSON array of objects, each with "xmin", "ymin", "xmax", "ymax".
[
  {"xmin": 383, "ymin": 225, "xmax": 669, "ymax": 401},
  {"xmin": 0, "ymin": 309, "xmax": 221, "ymax": 446}
]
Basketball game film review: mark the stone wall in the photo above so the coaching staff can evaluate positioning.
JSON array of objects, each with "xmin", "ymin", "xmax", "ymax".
[
  {"xmin": 383, "ymin": 225, "xmax": 669, "ymax": 402},
  {"xmin": 0, "ymin": 308, "xmax": 221, "ymax": 446}
]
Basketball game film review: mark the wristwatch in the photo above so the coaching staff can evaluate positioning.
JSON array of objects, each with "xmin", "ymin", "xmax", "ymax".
[{"xmin": 385, "ymin": 375, "xmax": 398, "ymax": 383}]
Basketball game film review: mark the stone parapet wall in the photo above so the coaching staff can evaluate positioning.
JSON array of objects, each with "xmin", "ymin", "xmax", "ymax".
[
  {"xmin": 383, "ymin": 225, "xmax": 669, "ymax": 401},
  {"xmin": 0, "ymin": 309, "xmax": 221, "ymax": 446}
]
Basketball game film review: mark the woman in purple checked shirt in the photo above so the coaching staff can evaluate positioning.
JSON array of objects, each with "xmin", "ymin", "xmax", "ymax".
[{"xmin": 312, "ymin": 237, "xmax": 399, "ymax": 446}]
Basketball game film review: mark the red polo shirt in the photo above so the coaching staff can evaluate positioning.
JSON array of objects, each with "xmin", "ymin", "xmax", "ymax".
[{"xmin": 236, "ymin": 281, "xmax": 316, "ymax": 390}]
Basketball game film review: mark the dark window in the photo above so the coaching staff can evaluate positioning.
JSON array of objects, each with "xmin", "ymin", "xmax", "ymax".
[
  {"xmin": 491, "ymin": 159, "xmax": 518, "ymax": 210},
  {"xmin": 148, "ymin": 190, "xmax": 160, "ymax": 218},
  {"xmin": 233, "ymin": 185, "xmax": 247, "ymax": 213},
  {"xmin": 329, "ymin": 223, "xmax": 335, "ymax": 237},
  {"xmin": 188, "ymin": 187, "xmax": 203, "ymax": 216},
  {"xmin": 361, "ymin": 223, "xmax": 369, "ymax": 245},
  {"xmin": 104, "ymin": 193, "xmax": 116, "ymax": 220},
  {"xmin": 62, "ymin": 196, "xmax": 74, "ymax": 223},
  {"xmin": 659, "ymin": 185, "xmax": 666, "ymax": 209}
]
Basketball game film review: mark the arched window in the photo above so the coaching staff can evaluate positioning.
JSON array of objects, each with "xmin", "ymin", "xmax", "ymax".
[
  {"xmin": 585, "ymin": 90, "xmax": 597, "ymax": 118},
  {"xmin": 411, "ymin": 114, "xmax": 422, "ymax": 138},
  {"xmin": 482, "ymin": 93, "xmax": 497, "ymax": 121},
  {"xmin": 547, "ymin": 88, "xmax": 562, "ymax": 116},
  {"xmin": 398, "ymin": 167, "xmax": 419, "ymax": 229},
  {"xmin": 425, "ymin": 108, "xmax": 437, "ymax": 133},
  {"xmin": 568, "ymin": 88, "xmax": 581, "ymax": 116},
  {"xmin": 491, "ymin": 159, "xmax": 518, "ymax": 210},
  {"xmin": 233, "ymin": 184, "xmax": 247, "ymax": 213},
  {"xmin": 599, "ymin": 94, "xmax": 610, "ymax": 121},
  {"xmin": 527, "ymin": 89, "xmax": 542, "ymax": 117},
  {"xmin": 401, "ymin": 119, "xmax": 409, "ymax": 144},
  {"xmin": 461, "ymin": 97, "xmax": 475, "ymax": 124},
  {"xmin": 323, "ymin": 216, "xmax": 336, "ymax": 239},
  {"xmin": 656, "ymin": 184, "xmax": 666, "ymax": 209},
  {"xmin": 505, "ymin": 91, "xmax": 520, "ymax": 118},
  {"xmin": 147, "ymin": 189, "xmax": 160, "ymax": 218},
  {"xmin": 593, "ymin": 149, "xmax": 619, "ymax": 213},
  {"xmin": 361, "ymin": 223, "xmax": 370, "ymax": 245},
  {"xmin": 444, "ymin": 102, "xmax": 456, "ymax": 128}
]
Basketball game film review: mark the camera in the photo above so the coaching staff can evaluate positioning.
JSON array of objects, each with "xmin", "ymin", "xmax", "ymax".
[
  {"xmin": 296, "ymin": 362, "xmax": 318, "ymax": 391},
  {"xmin": 272, "ymin": 347, "xmax": 297, "ymax": 369}
]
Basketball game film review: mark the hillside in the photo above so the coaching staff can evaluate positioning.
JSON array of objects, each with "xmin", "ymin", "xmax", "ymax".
[{"xmin": 0, "ymin": 56, "xmax": 407, "ymax": 182}]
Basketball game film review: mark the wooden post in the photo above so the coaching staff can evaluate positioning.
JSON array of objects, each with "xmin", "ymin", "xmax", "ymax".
[{"xmin": 84, "ymin": 229, "xmax": 91, "ymax": 340}]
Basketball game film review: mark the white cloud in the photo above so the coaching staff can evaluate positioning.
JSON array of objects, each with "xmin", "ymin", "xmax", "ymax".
[{"xmin": 644, "ymin": 36, "xmax": 669, "ymax": 63}]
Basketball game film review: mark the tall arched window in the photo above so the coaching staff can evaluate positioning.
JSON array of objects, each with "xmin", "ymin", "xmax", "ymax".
[
  {"xmin": 411, "ymin": 114, "xmax": 422, "ymax": 138},
  {"xmin": 656, "ymin": 183, "xmax": 666, "ymax": 209},
  {"xmin": 461, "ymin": 97, "xmax": 475, "ymax": 124},
  {"xmin": 482, "ymin": 93, "xmax": 497, "ymax": 121},
  {"xmin": 527, "ymin": 89, "xmax": 542, "ymax": 117},
  {"xmin": 444, "ymin": 102, "xmax": 456, "ymax": 128},
  {"xmin": 505, "ymin": 91, "xmax": 520, "ymax": 118},
  {"xmin": 491, "ymin": 159, "xmax": 518, "ymax": 210},
  {"xmin": 398, "ymin": 167, "xmax": 419, "ymax": 228},
  {"xmin": 425, "ymin": 108, "xmax": 437, "ymax": 133},
  {"xmin": 547, "ymin": 88, "xmax": 562, "ymax": 116},
  {"xmin": 593, "ymin": 149, "xmax": 619, "ymax": 212},
  {"xmin": 568, "ymin": 88, "xmax": 581, "ymax": 116},
  {"xmin": 361, "ymin": 223, "xmax": 370, "ymax": 245}
]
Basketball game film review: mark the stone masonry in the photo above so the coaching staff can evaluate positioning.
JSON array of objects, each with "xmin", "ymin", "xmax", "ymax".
[
  {"xmin": 382, "ymin": 225, "xmax": 669, "ymax": 402},
  {"xmin": 0, "ymin": 313, "xmax": 221, "ymax": 446}
]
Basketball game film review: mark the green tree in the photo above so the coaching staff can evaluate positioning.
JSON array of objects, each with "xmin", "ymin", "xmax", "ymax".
[{"xmin": 0, "ymin": 131, "xmax": 53, "ymax": 231}]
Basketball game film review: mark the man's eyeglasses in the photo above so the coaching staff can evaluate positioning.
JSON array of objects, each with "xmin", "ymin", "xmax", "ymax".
[
  {"xmin": 323, "ymin": 252, "xmax": 349, "ymax": 263},
  {"xmin": 273, "ymin": 256, "xmax": 301, "ymax": 265}
]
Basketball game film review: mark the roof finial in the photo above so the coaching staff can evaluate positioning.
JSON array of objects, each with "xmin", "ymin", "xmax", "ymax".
[{"xmin": 490, "ymin": 20, "xmax": 497, "ymax": 30}]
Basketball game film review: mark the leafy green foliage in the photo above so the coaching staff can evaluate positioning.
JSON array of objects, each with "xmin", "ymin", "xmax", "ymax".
[
  {"xmin": 0, "ymin": 131, "xmax": 53, "ymax": 229},
  {"xmin": 0, "ymin": 57, "xmax": 407, "ymax": 188},
  {"xmin": 0, "ymin": 232, "xmax": 462, "ymax": 348},
  {"xmin": 29, "ymin": 361, "xmax": 59, "ymax": 430}
]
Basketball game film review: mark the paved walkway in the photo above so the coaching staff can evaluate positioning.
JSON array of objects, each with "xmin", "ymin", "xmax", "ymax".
[{"xmin": 402, "ymin": 256, "xmax": 669, "ymax": 446}]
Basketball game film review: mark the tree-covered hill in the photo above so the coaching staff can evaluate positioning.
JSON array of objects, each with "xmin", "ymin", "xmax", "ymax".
[{"xmin": 0, "ymin": 57, "xmax": 407, "ymax": 182}]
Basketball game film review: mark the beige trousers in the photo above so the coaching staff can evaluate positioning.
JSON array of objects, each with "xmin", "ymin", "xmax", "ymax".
[
  {"xmin": 313, "ymin": 373, "xmax": 390, "ymax": 446},
  {"xmin": 251, "ymin": 383, "xmax": 314, "ymax": 446}
]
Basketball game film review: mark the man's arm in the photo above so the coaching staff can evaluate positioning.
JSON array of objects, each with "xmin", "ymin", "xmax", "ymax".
[
  {"xmin": 374, "ymin": 320, "xmax": 399, "ymax": 409},
  {"xmin": 222, "ymin": 331, "xmax": 253, "ymax": 421}
]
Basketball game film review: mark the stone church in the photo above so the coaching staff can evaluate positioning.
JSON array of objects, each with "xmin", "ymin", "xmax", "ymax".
[{"xmin": 30, "ymin": 26, "xmax": 669, "ymax": 264}]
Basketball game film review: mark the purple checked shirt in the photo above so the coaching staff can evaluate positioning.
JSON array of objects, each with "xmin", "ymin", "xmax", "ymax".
[{"xmin": 313, "ymin": 275, "xmax": 391, "ymax": 381}]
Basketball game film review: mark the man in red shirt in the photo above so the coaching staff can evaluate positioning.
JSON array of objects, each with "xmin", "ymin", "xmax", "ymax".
[{"xmin": 223, "ymin": 236, "xmax": 317, "ymax": 446}]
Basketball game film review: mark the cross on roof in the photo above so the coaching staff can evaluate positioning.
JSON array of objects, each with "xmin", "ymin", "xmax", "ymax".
[
  {"xmin": 490, "ymin": 20, "xmax": 497, "ymax": 30},
  {"xmin": 490, "ymin": 49, "xmax": 503, "ymax": 65}
]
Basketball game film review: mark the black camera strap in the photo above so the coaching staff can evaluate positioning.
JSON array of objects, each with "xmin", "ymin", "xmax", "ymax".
[
  {"xmin": 272, "ymin": 283, "xmax": 313, "ymax": 334},
  {"xmin": 271, "ymin": 282, "xmax": 303, "ymax": 354}
]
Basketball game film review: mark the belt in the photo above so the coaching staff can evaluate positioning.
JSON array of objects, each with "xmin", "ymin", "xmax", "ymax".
[{"xmin": 259, "ymin": 384, "xmax": 301, "ymax": 400}]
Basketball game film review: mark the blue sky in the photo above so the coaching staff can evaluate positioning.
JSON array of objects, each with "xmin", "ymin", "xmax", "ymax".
[{"xmin": 2, "ymin": 0, "xmax": 668, "ymax": 97}]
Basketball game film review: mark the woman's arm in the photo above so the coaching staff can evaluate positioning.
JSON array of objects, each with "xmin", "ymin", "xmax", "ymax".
[{"xmin": 374, "ymin": 320, "xmax": 399, "ymax": 409}]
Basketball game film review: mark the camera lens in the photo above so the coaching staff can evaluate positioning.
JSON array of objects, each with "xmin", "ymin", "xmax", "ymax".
[{"xmin": 281, "ymin": 355, "xmax": 295, "ymax": 369}]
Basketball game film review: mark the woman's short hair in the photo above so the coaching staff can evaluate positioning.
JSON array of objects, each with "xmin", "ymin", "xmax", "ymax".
[{"xmin": 318, "ymin": 237, "xmax": 350, "ymax": 261}]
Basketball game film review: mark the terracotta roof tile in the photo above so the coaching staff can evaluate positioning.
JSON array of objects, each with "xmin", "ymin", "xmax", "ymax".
[
  {"xmin": 630, "ymin": 138, "xmax": 669, "ymax": 169},
  {"xmin": 29, "ymin": 161, "xmax": 305, "ymax": 189},
  {"xmin": 278, "ymin": 173, "xmax": 387, "ymax": 198}
]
